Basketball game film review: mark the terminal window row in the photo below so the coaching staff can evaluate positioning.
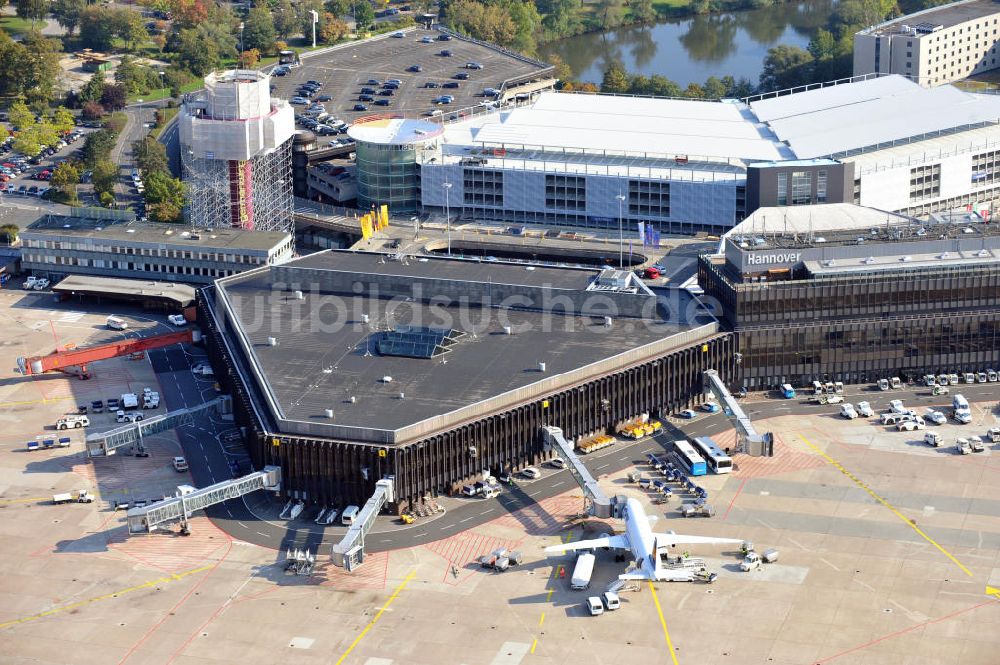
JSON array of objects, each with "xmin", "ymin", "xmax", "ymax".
[
  {"xmin": 463, "ymin": 169, "xmax": 504, "ymax": 208},
  {"xmin": 21, "ymin": 239, "xmax": 265, "ymax": 264},
  {"xmin": 972, "ymin": 149, "xmax": 1000, "ymax": 186},
  {"xmin": 545, "ymin": 174, "xmax": 586, "ymax": 211},
  {"xmin": 22, "ymin": 254, "xmax": 235, "ymax": 277}
]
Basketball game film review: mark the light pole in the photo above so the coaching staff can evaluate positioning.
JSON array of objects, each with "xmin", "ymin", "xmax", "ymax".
[
  {"xmin": 442, "ymin": 182, "xmax": 452, "ymax": 255},
  {"xmin": 238, "ymin": 22, "xmax": 245, "ymax": 66},
  {"xmin": 158, "ymin": 70, "xmax": 165, "ymax": 95},
  {"xmin": 310, "ymin": 10, "xmax": 319, "ymax": 49},
  {"xmin": 615, "ymin": 193, "xmax": 626, "ymax": 269}
]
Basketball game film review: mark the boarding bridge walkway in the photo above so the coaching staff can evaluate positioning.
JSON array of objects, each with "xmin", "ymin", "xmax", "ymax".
[
  {"xmin": 703, "ymin": 369, "xmax": 773, "ymax": 457},
  {"xmin": 331, "ymin": 477, "xmax": 395, "ymax": 572},
  {"xmin": 541, "ymin": 426, "xmax": 624, "ymax": 519},
  {"xmin": 86, "ymin": 397, "xmax": 230, "ymax": 457},
  {"xmin": 126, "ymin": 466, "xmax": 282, "ymax": 534}
]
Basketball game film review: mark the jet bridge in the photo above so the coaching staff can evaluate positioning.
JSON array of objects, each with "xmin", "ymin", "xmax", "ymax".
[
  {"xmin": 86, "ymin": 397, "xmax": 230, "ymax": 457},
  {"xmin": 126, "ymin": 465, "xmax": 282, "ymax": 534},
  {"xmin": 541, "ymin": 426, "xmax": 625, "ymax": 519},
  {"xmin": 703, "ymin": 369, "xmax": 773, "ymax": 457},
  {"xmin": 331, "ymin": 477, "xmax": 395, "ymax": 572}
]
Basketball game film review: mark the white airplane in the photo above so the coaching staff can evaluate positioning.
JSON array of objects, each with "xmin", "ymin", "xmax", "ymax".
[{"xmin": 544, "ymin": 497, "xmax": 742, "ymax": 581}]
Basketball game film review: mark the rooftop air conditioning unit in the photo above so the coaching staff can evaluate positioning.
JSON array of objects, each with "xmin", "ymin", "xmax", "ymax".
[
  {"xmin": 267, "ymin": 337, "xmax": 277, "ymax": 346},
  {"xmin": 324, "ymin": 409, "xmax": 334, "ymax": 418}
]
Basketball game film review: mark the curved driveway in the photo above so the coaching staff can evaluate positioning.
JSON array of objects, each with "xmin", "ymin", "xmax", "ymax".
[{"xmin": 148, "ymin": 351, "xmax": 998, "ymax": 553}]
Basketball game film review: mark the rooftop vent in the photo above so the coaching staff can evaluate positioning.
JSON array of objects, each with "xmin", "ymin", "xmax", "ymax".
[
  {"xmin": 978, "ymin": 249, "xmax": 991, "ymax": 258},
  {"xmin": 503, "ymin": 326, "xmax": 513, "ymax": 335},
  {"xmin": 603, "ymin": 316, "xmax": 612, "ymax": 327},
  {"xmin": 538, "ymin": 361, "xmax": 546, "ymax": 372},
  {"xmin": 374, "ymin": 325, "xmax": 465, "ymax": 359},
  {"xmin": 267, "ymin": 336, "xmax": 277, "ymax": 346},
  {"xmin": 398, "ymin": 392, "xmax": 405, "ymax": 400},
  {"xmin": 381, "ymin": 375, "xmax": 393, "ymax": 383},
  {"xmin": 361, "ymin": 313, "xmax": 370, "ymax": 324},
  {"xmin": 349, "ymin": 396, "xmax": 356, "ymax": 404},
  {"xmin": 324, "ymin": 408, "xmax": 334, "ymax": 418},
  {"xmin": 900, "ymin": 255, "xmax": 912, "ymax": 262},
  {"xmin": 939, "ymin": 252, "xmax": 950, "ymax": 259},
  {"xmin": 294, "ymin": 290, "xmax": 304, "ymax": 300},
  {"xmin": 862, "ymin": 257, "xmax": 875, "ymax": 265},
  {"xmin": 824, "ymin": 259, "xmax": 836, "ymax": 267}
]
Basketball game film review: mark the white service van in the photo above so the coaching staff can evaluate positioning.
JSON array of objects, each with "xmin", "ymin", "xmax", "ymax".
[
  {"xmin": 106, "ymin": 315, "xmax": 128, "ymax": 330},
  {"xmin": 341, "ymin": 505, "xmax": 360, "ymax": 525}
]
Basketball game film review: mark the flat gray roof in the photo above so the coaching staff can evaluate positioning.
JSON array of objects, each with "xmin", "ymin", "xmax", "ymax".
[
  {"xmin": 866, "ymin": 0, "xmax": 1000, "ymax": 34},
  {"xmin": 53, "ymin": 274, "xmax": 196, "ymax": 307},
  {"xmin": 292, "ymin": 250, "xmax": 599, "ymax": 291},
  {"xmin": 25, "ymin": 215, "xmax": 290, "ymax": 253},
  {"xmin": 218, "ymin": 257, "xmax": 716, "ymax": 443}
]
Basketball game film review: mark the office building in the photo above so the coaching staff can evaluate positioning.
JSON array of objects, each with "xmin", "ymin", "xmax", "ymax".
[
  {"xmin": 698, "ymin": 203, "xmax": 1000, "ymax": 389},
  {"xmin": 854, "ymin": 0, "xmax": 1000, "ymax": 87},
  {"xmin": 179, "ymin": 70, "xmax": 295, "ymax": 233},
  {"xmin": 200, "ymin": 250, "xmax": 733, "ymax": 510},
  {"xmin": 20, "ymin": 213, "xmax": 294, "ymax": 284}
]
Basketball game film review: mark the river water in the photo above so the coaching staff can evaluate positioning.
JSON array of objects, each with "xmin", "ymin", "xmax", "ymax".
[{"xmin": 538, "ymin": 0, "xmax": 836, "ymax": 87}]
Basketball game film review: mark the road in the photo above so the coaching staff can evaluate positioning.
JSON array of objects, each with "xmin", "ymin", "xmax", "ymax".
[
  {"xmin": 146, "ymin": 348, "xmax": 1000, "ymax": 552},
  {"xmin": 112, "ymin": 103, "xmax": 159, "ymax": 207}
]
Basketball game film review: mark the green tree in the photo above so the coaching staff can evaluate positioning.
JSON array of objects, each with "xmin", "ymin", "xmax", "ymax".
[
  {"xmin": 133, "ymin": 136, "xmax": 169, "ymax": 175},
  {"xmin": 595, "ymin": 0, "xmax": 627, "ymax": 29},
  {"xmin": 9, "ymin": 99, "xmax": 35, "ymax": 131},
  {"xmin": 702, "ymin": 76, "xmax": 727, "ymax": 99},
  {"xmin": 144, "ymin": 171, "xmax": 185, "ymax": 223},
  {"xmin": 51, "ymin": 0, "xmax": 86, "ymax": 35},
  {"xmin": 354, "ymin": 0, "xmax": 375, "ymax": 31},
  {"xmin": 506, "ymin": 0, "xmax": 540, "ymax": 54},
  {"xmin": 115, "ymin": 55, "xmax": 155, "ymax": 96},
  {"xmin": 83, "ymin": 129, "xmax": 115, "ymax": 168},
  {"xmin": 548, "ymin": 53, "xmax": 572, "ymax": 84},
  {"xmin": 759, "ymin": 44, "xmax": 815, "ymax": 92},
  {"xmin": 542, "ymin": 0, "xmax": 581, "ymax": 38},
  {"xmin": 13, "ymin": 130, "xmax": 42, "ymax": 156},
  {"xmin": 243, "ymin": 6, "xmax": 277, "ymax": 52},
  {"xmin": 274, "ymin": 0, "xmax": 299, "ymax": 38},
  {"xmin": 51, "ymin": 107, "xmax": 75, "ymax": 134},
  {"xmin": 176, "ymin": 24, "xmax": 236, "ymax": 76},
  {"xmin": 16, "ymin": 0, "xmax": 48, "ymax": 26},
  {"xmin": 12, "ymin": 32, "xmax": 62, "ymax": 106},
  {"xmin": 319, "ymin": 13, "xmax": 349, "ymax": 43},
  {"xmin": 630, "ymin": 0, "xmax": 656, "ymax": 24},
  {"xmin": 600, "ymin": 60, "xmax": 630, "ymax": 94},
  {"xmin": 98, "ymin": 191, "xmax": 115, "ymax": 208},
  {"xmin": 0, "ymin": 223, "xmax": 18, "ymax": 244},
  {"xmin": 92, "ymin": 159, "xmax": 118, "ymax": 198},
  {"xmin": 79, "ymin": 72, "xmax": 106, "ymax": 104},
  {"xmin": 79, "ymin": 7, "xmax": 116, "ymax": 50},
  {"xmin": 49, "ymin": 161, "xmax": 81, "ymax": 204},
  {"xmin": 115, "ymin": 8, "xmax": 150, "ymax": 52}
]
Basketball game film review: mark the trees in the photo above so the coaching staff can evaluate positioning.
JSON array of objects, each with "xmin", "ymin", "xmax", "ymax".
[
  {"xmin": 79, "ymin": 7, "xmax": 116, "ymax": 50},
  {"xmin": 171, "ymin": 0, "xmax": 209, "ymax": 29},
  {"xmin": 354, "ymin": 1, "xmax": 375, "ymax": 31},
  {"xmin": 144, "ymin": 171, "xmax": 185, "ymax": 223},
  {"xmin": 5, "ymin": 32, "xmax": 62, "ymax": 106},
  {"xmin": 16, "ymin": 0, "xmax": 48, "ymax": 26},
  {"xmin": 101, "ymin": 84, "xmax": 127, "ymax": 112},
  {"xmin": 759, "ymin": 45, "xmax": 815, "ymax": 92},
  {"xmin": 600, "ymin": 60, "xmax": 630, "ymax": 94},
  {"xmin": 319, "ymin": 13, "xmax": 349, "ymax": 43},
  {"xmin": 595, "ymin": 0, "xmax": 627, "ymax": 30},
  {"xmin": 274, "ymin": 0, "xmax": 299, "ymax": 38},
  {"xmin": 542, "ymin": 0, "xmax": 582, "ymax": 38},
  {"xmin": 82, "ymin": 101, "xmax": 105, "ymax": 121},
  {"xmin": 115, "ymin": 9, "xmax": 150, "ymax": 52},
  {"xmin": 630, "ymin": 0, "xmax": 657, "ymax": 25},
  {"xmin": 0, "ymin": 224, "xmax": 19, "ymax": 244},
  {"xmin": 133, "ymin": 137, "xmax": 170, "ymax": 175},
  {"xmin": 49, "ymin": 162, "xmax": 81, "ymax": 205},
  {"xmin": 83, "ymin": 130, "xmax": 115, "ymax": 169},
  {"xmin": 51, "ymin": 107, "xmax": 75, "ymax": 134},
  {"xmin": 243, "ymin": 6, "xmax": 277, "ymax": 53},
  {"xmin": 51, "ymin": 0, "xmax": 86, "ymax": 35},
  {"xmin": 92, "ymin": 159, "xmax": 118, "ymax": 201},
  {"xmin": 9, "ymin": 100, "xmax": 35, "ymax": 131},
  {"xmin": 79, "ymin": 72, "xmax": 106, "ymax": 104},
  {"xmin": 176, "ymin": 24, "xmax": 236, "ymax": 77},
  {"xmin": 324, "ymin": 0, "xmax": 350, "ymax": 16}
]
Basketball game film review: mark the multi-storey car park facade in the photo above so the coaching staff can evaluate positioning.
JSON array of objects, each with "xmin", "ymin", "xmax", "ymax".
[
  {"xmin": 698, "ymin": 203, "xmax": 1000, "ymax": 390},
  {"xmin": 19, "ymin": 213, "xmax": 294, "ymax": 285},
  {"xmin": 199, "ymin": 250, "xmax": 734, "ymax": 510},
  {"xmin": 347, "ymin": 76, "xmax": 1000, "ymax": 233},
  {"xmin": 853, "ymin": 0, "xmax": 1000, "ymax": 87}
]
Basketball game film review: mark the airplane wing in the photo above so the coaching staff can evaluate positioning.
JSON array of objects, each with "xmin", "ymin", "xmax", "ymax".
[
  {"xmin": 653, "ymin": 533, "xmax": 743, "ymax": 547},
  {"xmin": 544, "ymin": 534, "xmax": 629, "ymax": 553}
]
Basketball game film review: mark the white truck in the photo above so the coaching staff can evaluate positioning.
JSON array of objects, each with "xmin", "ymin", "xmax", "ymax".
[
  {"xmin": 740, "ymin": 548, "xmax": 779, "ymax": 571},
  {"xmin": 52, "ymin": 490, "xmax": 94, "ymax": 504},
  {"xmin": 56, "ymin": 414, "xmax": 89, "ymax": 429},
  {"xmin": 142, "ymin": 388, "xmax": 160, "ymax": 409},
  {"xmin": 570, "ymin": 552, "xmax": 595, "ymax": 590},
  {"xmin": 952, "ymin": 394, "xmax": 972, "ymax": 424},
  {"xmin": 924, "ymin": 432, "xmax": 943, "ymax": 448},
  {"xmin": 121, "ymin": 392, "xmax": 139, "ymax": 410}
]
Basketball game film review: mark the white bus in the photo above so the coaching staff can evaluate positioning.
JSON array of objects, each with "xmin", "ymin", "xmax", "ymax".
[
  {"xmin": 692, "ymin": 436, "xmax": 733, "ymax": 474},
  {"xmin": 672, "ymin": 439, "xmax": 707, "ymax": 476}
]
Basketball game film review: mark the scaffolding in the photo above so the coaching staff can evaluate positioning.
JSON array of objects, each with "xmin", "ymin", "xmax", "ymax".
[{"xmin": 180, "ymin": 69, "xmax": 295, "ymax": 234}]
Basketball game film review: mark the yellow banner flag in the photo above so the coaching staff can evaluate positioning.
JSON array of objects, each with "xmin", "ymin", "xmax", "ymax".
[{"xmin": 380, "ymin": 204, "xmax": 389, "ymax": 230}]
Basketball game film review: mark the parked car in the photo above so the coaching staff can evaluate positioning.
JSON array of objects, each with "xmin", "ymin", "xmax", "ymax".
[
  {"xmin": 407, "ymin": 65, "xmax": 422, "ymax": 72},
  {"xmin": 520, "ymin": 467, "xmax": 541, "ymax": 479},
  {"xmin": 374, "ymin": 99, "xmax": 390, "ymax": 106},
  {"xmin": 354, "ymin": 104, "xmax": 369, "ymax": 111},
  {"xmin": 316, "ymin": 94, "xmax": 332, "ymax": 102},
  {"xmin": 679, "ymin": 409, "xmax": 697, "ymax": 419},
  {"xmin": 440, "ymin": 50, "xmax": 452, "ymax": 57},
  {"xmin": 167, "ymin": 314, "xmax": 186, "ymax": 326},
  {"xmin": 925, "ymin": 409, "xmax": 947, "ymax": 425},
  {"xmin": 466, "ymin": 61, "xmax": 484, "ymax": 69},
  {"xmin": 442, "ymin": 81, "xmax": 460, "ymax": 89}
]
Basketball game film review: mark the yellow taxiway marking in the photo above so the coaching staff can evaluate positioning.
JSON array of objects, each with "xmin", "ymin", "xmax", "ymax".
[
  {"xmin": 0, "ymin": 396, "xmax": 74, "ymax": 409},
  {"xmin": 0, "ymin": 565, "xmax": 214, "ymax": 630},
  {"xmin": 986, "ymin": 585, "xmax": 1000, "ymax": 600},
  {"xmin": 538, "ymin": 612, "xmax": 545, "ymax": 627},
  {"xmin": 530, "ymin": 638, "xmax": 538, "ymax": 654},
  {"xmin": 800, "ymin": 434, "xmax": 972, "ymax": 577},
  {"xmin": 334, "ymin": 570, "xmax": 416, "ymax": 665},
  {"xmin": 648, "ymin": 581, "xmax": 680, "ymax": 665}
]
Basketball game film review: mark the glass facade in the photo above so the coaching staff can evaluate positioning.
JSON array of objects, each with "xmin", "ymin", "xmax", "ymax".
[
  {"xmin": 699, "ymin": 256, "xmax": 1000, "ymax": 388},
  {"xmin": 355, "ymin": 140, "xmax": 432, "ymax": 212}
]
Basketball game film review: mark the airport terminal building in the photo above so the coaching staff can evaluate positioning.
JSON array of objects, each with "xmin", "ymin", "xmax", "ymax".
[
  {"xmin": 698, "ymin": 204, "xmax": 1000, "ymax": 389},
  {"xmin": 350, "ymin": 75, "xmax": 1000, "ymax": 232},
  {"xmin": 200, "ymin": 251, "xmax": 733, "ymax": 509}
]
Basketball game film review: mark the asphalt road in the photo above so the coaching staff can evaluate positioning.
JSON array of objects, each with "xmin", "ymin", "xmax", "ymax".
[{"xmin": 145, "ymin": 345, "xmax": 1000, "ymax": 552}]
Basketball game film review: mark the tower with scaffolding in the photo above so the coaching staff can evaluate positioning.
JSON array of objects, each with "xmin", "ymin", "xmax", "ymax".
[{"xmin": 179, "ymin": 70, "xmax": 295, "ymax": 233}]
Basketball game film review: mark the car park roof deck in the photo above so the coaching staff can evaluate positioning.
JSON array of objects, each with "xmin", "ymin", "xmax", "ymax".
[{"xmin": 269, "ymin": 27, "xmax": 552, "ymax": 123}]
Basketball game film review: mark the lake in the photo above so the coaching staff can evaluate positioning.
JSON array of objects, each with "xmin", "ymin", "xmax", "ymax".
[{"xmin": 538, "ymin": 0, "xmax": 836, "ymax": 88}]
